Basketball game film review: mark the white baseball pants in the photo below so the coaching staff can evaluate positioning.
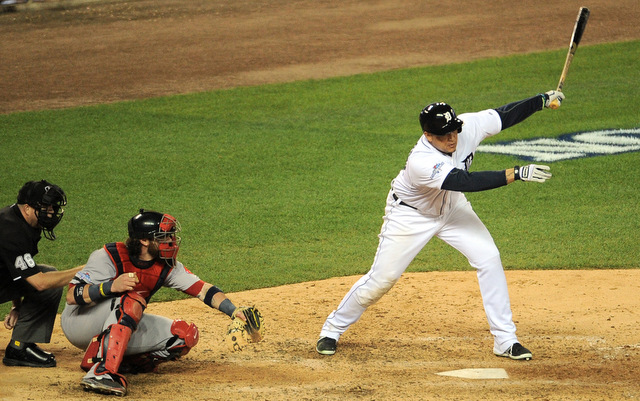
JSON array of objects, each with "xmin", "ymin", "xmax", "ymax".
[{"xmin": 320, "ymin": 190, "xmax": 519, "ymax": 353}]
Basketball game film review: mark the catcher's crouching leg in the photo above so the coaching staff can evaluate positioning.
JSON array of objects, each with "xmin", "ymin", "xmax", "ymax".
[
  {"xmin": 81, "ymin": 331, "xmax": 106, "ymax": 372},
  {"xmin": 165, "ymin": 319, "xmax": 200, "ymax": 358},
  {"xmin": 120, "ymin": 319, "xmax": 199, "ymax": 374},
  {"xmin": 80, "ymin": 292, "xmax": 146, "ymax": 396}
]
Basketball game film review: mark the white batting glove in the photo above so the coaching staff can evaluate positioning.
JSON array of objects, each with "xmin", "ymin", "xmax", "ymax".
[
  {"xmin": 515, "ymin": 164, "xmax": 552, "ymax": 182},
  {"xmin": 544, "ymin": 90, "xmax": 565, "ymax": 108}
]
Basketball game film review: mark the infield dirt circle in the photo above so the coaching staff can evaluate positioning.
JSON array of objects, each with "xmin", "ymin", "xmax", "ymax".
[{"xmin": 1, "ymin": 1, "xmax": 639, "ymax": 400}]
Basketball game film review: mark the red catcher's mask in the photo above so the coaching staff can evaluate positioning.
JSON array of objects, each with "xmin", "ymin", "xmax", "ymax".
[{"xmin": 155, "ymin": 214, "xmax": 181, "ymax": 262}]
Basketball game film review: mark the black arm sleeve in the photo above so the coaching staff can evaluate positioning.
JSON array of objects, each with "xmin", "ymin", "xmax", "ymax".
[
  {"xmin": 494, "ymin": 94, "xmax": 545, "ymax": 130},
  {"xmin": 441, "ymin": 168, "xmax": 508, "ymax": 192}
]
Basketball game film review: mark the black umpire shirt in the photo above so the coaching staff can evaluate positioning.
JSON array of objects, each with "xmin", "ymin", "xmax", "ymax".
[{"xmin": 0, "ymin": 204, "xmax": 42, "ymax": 302}]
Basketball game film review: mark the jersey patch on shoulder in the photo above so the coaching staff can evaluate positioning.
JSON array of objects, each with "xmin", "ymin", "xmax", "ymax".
[
  {"xmin": 430, "ymin": 162, "xmax": 445, "ymax": 179},
  {"xmin": 76, "ymin": 271, "xmax": 92, "ymax": 284}
]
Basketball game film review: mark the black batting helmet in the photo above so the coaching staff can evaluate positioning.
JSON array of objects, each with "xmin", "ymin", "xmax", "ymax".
[
  {"xmin": 17, "ymin": 180, "xmax": 67, "ymax": 240},
  {"xmin": 128, "ymin": 209, "xmax": 182, "ymax": 263},
  {"xmin": 419, "ymin": 102, "xmax": 463, "ymax": 135}
]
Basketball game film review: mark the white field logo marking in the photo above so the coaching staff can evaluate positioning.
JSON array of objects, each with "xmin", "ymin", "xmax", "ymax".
[{"xmin": 477, "ymin": 128, "xmax": 640, "ymax": 162}]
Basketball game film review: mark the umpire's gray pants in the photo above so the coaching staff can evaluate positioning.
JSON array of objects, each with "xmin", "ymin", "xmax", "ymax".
[{"xmin": 2, "ymin": 265, "xmax": 63, "ymax": 344}]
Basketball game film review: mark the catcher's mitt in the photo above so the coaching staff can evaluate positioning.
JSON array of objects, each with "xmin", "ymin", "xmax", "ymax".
[{"xmin": 225, "ymin": 306, "xmax": 265, "ymax": 351}]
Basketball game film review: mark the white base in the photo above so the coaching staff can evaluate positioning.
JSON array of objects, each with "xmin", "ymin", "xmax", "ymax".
[{"xmin": 436, "ymin": 368, "xmax": 508, "ymax": 379}]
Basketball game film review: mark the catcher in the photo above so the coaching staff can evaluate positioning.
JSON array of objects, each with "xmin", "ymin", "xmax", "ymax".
[{"xmin": 61, "ymin": 209, "xmax": 264, "ymax": 396}]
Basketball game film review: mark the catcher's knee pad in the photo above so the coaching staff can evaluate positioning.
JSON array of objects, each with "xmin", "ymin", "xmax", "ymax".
[
  {"xmin": 115, "ymin": 292, "xmax": 147, "ymax": 330},
  {"xmin": 121, "ymin": 320, "xmax": 199, "ymax": 372},
  {"xmin": 165, "ymin": 319, "xmax": 199, "ymax": 358}
]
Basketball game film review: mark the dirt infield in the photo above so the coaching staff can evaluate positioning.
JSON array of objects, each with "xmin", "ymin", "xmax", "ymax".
[
  {"xmin": 1, "ymin": 271, "xmax": 640, "ymax": 400},
  {"xmin": 1, "ymin": 1, "xmax": 640, "ymax": 400}
]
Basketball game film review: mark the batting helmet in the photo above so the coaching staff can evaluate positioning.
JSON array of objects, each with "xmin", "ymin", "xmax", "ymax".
[
  {"xmin": 128, "ymin": 209, "xmax": 182, "ymax": 263},
  {"xmin": 17, "ymin": 180, "xmax": 67, "ymax": 240},
  {"xmin": 419, "ymin": 102, "xmax": 463, "ymax": 135}
]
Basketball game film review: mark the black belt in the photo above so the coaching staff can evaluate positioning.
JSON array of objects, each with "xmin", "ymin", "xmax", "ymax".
[{"xmin": 392, "ymin": 193, "xmax": 417, "ymax": 210}]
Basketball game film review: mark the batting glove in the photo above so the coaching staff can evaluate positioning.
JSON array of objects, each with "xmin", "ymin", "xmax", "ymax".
[
  {"xmin": 514, "ymin": 164, "xmax": 552, "ymax": 182},
  {"xmin": 543, "ymin": 90, "xmax": 565, "ymax": 108}
]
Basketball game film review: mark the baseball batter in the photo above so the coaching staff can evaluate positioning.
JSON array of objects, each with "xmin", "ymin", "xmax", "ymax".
[
  {"xmin": 316, "ymin": 90, "xmax": 565, "ymax": 360},
  {"xmin": 61, "ymin": 209, "xmax": 253, "ymax": 396}
]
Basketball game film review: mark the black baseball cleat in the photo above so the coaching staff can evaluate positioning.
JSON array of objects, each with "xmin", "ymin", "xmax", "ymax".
[
  {"xmin": 316, "ymin": 337, "xmax": 337, "ymax": 355},
  {"xmin": 81, "ymin": 375, "xmax": 127, "ymax": 397},
  {"xmin": 3, "ymin": 342, "xmax": 56, "ymax": 367},
  {"xmin": 494, "ymin": 342, "xmax": 532, "ymax": 361}
]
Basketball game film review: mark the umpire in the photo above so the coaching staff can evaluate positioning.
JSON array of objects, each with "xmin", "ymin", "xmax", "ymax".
[{"xmin": 0, "ymin": 180, "xmax": 82, "ymax": 367}]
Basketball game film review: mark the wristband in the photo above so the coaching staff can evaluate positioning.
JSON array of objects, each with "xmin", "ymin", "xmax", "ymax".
[
  {"xmin": 218, "ymin": 298, "xmax": 237, "ymax": 317},
  {"xmin": 513, "ymin": 166, "xmax": 521, "ymax": 181},
  {"xmin": 203, "ymin": 285, "xmax": 222, "ymax": 308},
  {"xmin": 87, "ymin": 281, "xmax": 113, "ymax": 303},
  {"xmin": 73, "ymin": 285, "xmax": 89, "ymax": 306}
]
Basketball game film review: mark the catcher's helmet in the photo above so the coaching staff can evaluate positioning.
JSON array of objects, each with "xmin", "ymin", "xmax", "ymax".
[
  {"xmin": 17, "ymin": 180, "xmax": 67, "ymax": 240},
  {"xmin": 419, "ymin": 102, "xmax": 463, "ymax": 135},
  {"xmin": 128, "ymin": 209, "xmax": 182, "ymax": 262}
]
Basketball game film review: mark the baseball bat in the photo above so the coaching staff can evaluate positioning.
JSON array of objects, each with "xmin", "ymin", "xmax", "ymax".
[{"xmin": 549, "ymin": 6, "xmax": 590, "ymax": 109}]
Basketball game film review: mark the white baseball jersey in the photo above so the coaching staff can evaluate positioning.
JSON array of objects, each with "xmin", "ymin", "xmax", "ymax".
[{"xmin": 391, "ymin": 109, "xmax": 502, "ymax": 215}]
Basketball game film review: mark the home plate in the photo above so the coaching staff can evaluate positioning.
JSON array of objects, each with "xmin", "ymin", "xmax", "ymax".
[{"xmin": 436, "ymin": 368, "xmax": 508, "ymax": 379}]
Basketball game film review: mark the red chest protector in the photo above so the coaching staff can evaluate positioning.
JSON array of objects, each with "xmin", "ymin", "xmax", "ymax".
[{"xmin": 104, "ymin": 242, "xmax": 173, "ymax": 302}]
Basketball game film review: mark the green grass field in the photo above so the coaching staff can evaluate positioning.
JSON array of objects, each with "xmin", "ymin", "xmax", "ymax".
[{"xmin": 1, "ymin": 40, "xmax": 638, "ymax": 310}]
